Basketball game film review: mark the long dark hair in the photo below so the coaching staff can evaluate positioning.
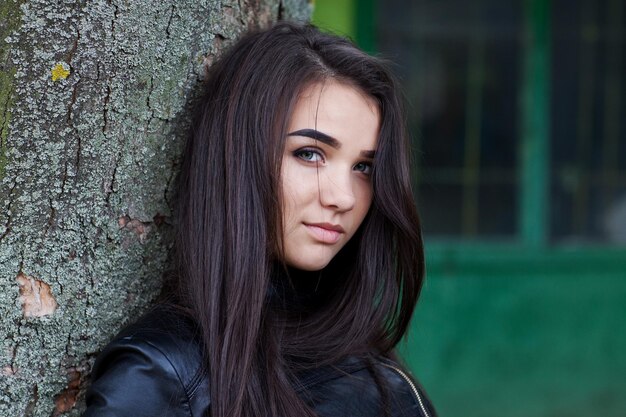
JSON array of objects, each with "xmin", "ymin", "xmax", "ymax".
[{"xmin": 175, "ymin": 22, "xmax": 425, "ymax": 417}]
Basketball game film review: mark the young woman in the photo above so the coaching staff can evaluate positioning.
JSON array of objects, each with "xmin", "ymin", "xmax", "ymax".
[{"xmin": 84, "ymin": 22, "xmax": 436, "ymax": 417}]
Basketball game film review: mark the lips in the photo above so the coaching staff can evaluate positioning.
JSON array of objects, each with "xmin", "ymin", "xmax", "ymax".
[{"xmin": 304, "ymin": 222, "xmax": 344, "ymax": 244}]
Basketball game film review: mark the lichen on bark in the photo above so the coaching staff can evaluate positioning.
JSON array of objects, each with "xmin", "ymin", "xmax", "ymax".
[
  {"xmin": 0, "ymin": 0, "xmax": 24, "ymax": 181},
  {"xmin": 0, "ymin": 0, "xmax": 310, "ymax": 415}
]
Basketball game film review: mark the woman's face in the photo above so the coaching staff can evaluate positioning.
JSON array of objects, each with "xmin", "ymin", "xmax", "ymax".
[{"xmin": 280, "ymin": 81, "xmax": 380, "ymax": 271}]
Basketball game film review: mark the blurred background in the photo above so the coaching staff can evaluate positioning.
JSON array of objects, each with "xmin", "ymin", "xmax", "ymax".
[{"xmin": 312, "ymin": 0, "xmax": 626, "ymax": 416}]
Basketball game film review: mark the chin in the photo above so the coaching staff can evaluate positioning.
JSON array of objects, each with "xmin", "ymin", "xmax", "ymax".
[
  {"xmin": 285, "ymin": 253, "xmax": 335, "ymax": 272},
  {"xmin": 291, "ymin": 260, "xmax": 331, "ymax": 272}
]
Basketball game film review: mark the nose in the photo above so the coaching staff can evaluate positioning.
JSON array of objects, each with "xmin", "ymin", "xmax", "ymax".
[{"xmin": 318, "ymin": 171, "xmax": 355, "ymax": 212}]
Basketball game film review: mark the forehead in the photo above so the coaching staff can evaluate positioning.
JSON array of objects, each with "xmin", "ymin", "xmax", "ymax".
[{"xmin": 288, "ymin": 81, "xmax": 380, "ymax": 149}]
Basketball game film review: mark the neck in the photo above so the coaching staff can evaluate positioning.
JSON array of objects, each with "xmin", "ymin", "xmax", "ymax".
[{"xmin": 269, "ymin": 263, "xmax": 330, "ymax": 314}]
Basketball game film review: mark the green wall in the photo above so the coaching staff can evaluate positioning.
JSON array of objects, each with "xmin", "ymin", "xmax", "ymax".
[{"xmin": 400, "ymin": 247, "xmax": 626, "ymax": 416}]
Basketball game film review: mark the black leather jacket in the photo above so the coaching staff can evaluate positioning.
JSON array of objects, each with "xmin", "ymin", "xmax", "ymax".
[{"xmin": 84, "ymin": 305, "xmax": 436, "ymax": 417}]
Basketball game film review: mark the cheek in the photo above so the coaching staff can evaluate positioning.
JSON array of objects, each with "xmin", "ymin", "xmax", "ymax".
[
  {"xmin": 354, "ymin": 183, "xmax": 374, "ymax": 221},
  {"xmin": 280, "ymin": 180, "xmax": 296, "ymax": 229},
  {"xmin": 280, "ymin": 160, "xmax": 310, "ymax": 230},
  {"xmin": 281, "ymin": 160, "xmax": 319, "ymax": 214}
]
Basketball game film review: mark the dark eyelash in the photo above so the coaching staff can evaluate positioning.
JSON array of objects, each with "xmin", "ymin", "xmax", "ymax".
[
  {"xmin": 293, "ymin": 147, "xmax": 324, "ymax": 162},
  {"xmin": 354, "ymin": 161, "xmax": 373, "ymax": 174}
]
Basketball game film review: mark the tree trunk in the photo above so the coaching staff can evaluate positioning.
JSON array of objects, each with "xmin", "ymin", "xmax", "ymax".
[{"xmin": 0, "ymin": 1, "xmax": 310, "ymax": 415}]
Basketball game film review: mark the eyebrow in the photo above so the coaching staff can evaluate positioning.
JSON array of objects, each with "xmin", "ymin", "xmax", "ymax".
[
  {"xmin": 287, "ymin": 129, "xmax": 341, "ymax": 149},
  {"xmin": 287, "ymin": 128, "xmax": 376, "ymax": 158}
]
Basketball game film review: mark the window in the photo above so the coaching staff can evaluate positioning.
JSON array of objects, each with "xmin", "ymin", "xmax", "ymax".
[{"xmin": 374, "ymin": 0, "xmax": 626, "ymax": 244}]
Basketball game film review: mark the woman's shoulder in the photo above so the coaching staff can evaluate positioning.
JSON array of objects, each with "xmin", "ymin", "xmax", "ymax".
[
  {"xmin": 84, "ymin": 304, "xmax": 209, "ymax": 417},
  {"xmin": 97, "ymin": 304, "xmax": 204, "ymax": 380},
  {"xmin": 373, "ymin": 357, "xmax": 437, "ymax": 417},
  {"xmin": 301, "ymin": 355, "xmax": 437, "ymax": 417}
]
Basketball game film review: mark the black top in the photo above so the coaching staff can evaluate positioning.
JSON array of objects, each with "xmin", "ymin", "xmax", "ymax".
[{"xmin": 83, "ymin": 305, "xmax": 437, "ymax": 417}]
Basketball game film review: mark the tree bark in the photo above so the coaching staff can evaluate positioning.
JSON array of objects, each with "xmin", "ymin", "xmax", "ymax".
[{"xmin": 0, "ymin": 0, "xmax": 310, "ymax": 415}]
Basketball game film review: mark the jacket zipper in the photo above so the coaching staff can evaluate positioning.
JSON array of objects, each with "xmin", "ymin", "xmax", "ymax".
[{"xmin": 380, "ymin": 363, "xmax": 430, "ymax": 417}]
